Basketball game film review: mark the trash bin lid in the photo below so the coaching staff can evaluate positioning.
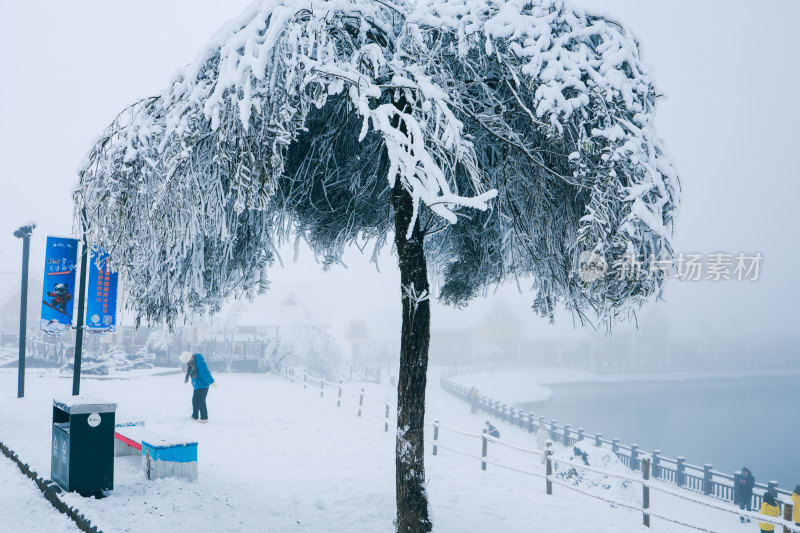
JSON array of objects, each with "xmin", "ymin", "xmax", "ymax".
[{"xmin": 53, "ymin": 394, "xmax": 117, "ymax": 414}]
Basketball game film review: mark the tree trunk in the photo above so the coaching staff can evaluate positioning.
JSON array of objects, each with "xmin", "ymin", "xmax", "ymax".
[{"xmin": 391, "ymin": 179, "xmax": 432, "ymax": 533}]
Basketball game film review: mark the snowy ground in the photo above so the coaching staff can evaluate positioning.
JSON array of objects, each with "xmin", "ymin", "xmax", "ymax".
[
  {"xmin": 0, "ymin": 451, "xmax": 79, "ymax": 532},
  {"xmin": 0, "ymin": 367, "xmax": 774, "ymax": 532},
  {"xmin": 0, "ymin": 345, "xmax": 17, "ymax": 365}
]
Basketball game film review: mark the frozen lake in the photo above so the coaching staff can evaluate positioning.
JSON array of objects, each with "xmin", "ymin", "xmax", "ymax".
[{"xmin": 520, "ymin": 375, "xmax": 800, "ymax": 491}]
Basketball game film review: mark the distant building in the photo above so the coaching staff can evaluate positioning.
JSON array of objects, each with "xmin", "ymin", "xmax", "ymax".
[
  {"xmin": 1, "ymin": 275, "xmax": 333, "ymax": 369},
  {"xmin": 471, "ymin": 297, "xmax": 522, "ymax": 360},
  {"xmin": 347, "ymin": 296, "xmax": 546, "ymax": 366},
  {"xmin": 344, "ymin": 307, "xmax": 399, "ymax": 367},
  {"xmin": 0, "ymin": 271, "xmax": 43, "ymax": 338}
]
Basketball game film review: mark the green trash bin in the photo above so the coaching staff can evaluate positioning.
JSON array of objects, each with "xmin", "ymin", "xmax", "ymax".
[{"xmin": 51, "ymin": 395, "xmax": 116, "ymax": 497}]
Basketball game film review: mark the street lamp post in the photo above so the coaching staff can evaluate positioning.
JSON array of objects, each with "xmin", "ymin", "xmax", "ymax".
[
  {"xmin": 72, "ymin": 232, "xmax": 89, "ymax": 396},
  {"xmin": 13, "ymin": 224, "xmax": 36, "ymax": 398}
]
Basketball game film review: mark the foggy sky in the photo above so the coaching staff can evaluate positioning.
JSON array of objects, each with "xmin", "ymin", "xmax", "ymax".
[{"xmin": 1, "ymin": 1, "xmax": 798, "ymax": 347}]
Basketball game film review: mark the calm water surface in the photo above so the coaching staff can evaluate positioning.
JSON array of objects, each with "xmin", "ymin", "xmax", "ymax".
[{"xmin": 520, "ymin": 375, "xmax": 800, "ymax": 490}]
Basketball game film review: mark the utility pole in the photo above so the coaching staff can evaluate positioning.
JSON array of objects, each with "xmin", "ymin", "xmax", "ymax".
[{"xmin": 13, "ymin": 223, "xmax": 36, "ymax": 398}]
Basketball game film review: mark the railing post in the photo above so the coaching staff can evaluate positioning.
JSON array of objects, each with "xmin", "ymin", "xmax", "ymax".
[
  {"xmin": 550, "ymin": 419, "xmax": 557, "ymax": 441},
  {"xmin": 502, "ymin": 403, "xmax": 508, "ymax": 422},
  {"xmin": 676, "ymin": 456, "xmax": 686, "ymax": 487},
  {"xmin": 320, "ymin": 379, "xmax": 324, "ymax": 398},
  {"xmin": 767, "ymin": 480, "xmax": 778, "ymax": 497},
  {"xmin": 783, "ymin": 502, "xmax": 793, "ymax": 533},
  {"xmin": 510, "ymin": 406, "xmax": 516, "ymax": 426},
  {"xmin": 612, "ymin": 438, "xmax": 619, "ymax": 455},
  {"xmin": 545, "ymin": 440, "xmax": 553, "ymax": 495},
  {"xmin": 527, "ymin": 412, "xmax": 534, "ymax": 433},
  {"xmin": 703, "ymin": 464, "xmax": 713, "ymax": 495},
  {"xmin": 481, "ymin": 429, "xmax": 488, "ymax": 471},
  {"xmin": 358, "ymin": 388, "xmax": 364, "ymax": 417},
  {"xmin": 432, "ymin": 420, "xmax": 439, "ymax": 455},
  {"xmin": 577, "ymin": 428, "xmax": 584, "ymax": 442},
  {"xmin": 652, "ymin": 450, "xmax": 661, "ymax": 479},
  {"xmin": 630, "ymin": 444, "xmax": 639, "ymax": 471},
  {"xmin": 563, "ymin": 424, "xmax": 570, "ymax": 446},
  {"xmin": 384, "ymin": 401, "xmax": 390, "ymax": 432},
  {"xmin": 642, "ymin": 457, "xmax": 651, "ymax": 527},
  {"xmin": 337, "ymin": 380, "xmax": 342, "ymax": 407},
  {"xmin": 595, "ymin": 433, "xmax": 603, "ymax": 447},
  {"xmin": 539, "ymin": 416, "xmax": 545, "ymax": 434}
]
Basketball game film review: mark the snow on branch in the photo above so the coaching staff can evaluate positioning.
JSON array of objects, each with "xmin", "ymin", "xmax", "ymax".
[
  {"xmin": 76, "ymin": 0, "xmax": 678, "ymax": 326},
  {"xmin": 408, "ymin": 0, "xmax": 679, "ymax": 322}
]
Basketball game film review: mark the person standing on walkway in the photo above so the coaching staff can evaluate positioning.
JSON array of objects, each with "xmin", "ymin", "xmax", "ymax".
[
  {"xmin": 180, "ymin": 351, "xmax": 216, "ymax": 423},
  {"xmin": 758, "ymin": 492, "xmax": 781, "ymax": 533},
  {"xmin": 736, "ymin": 467, "xmax": 756, "ymax": 522},
  {"xmin": 468, "ymin": 388, "xmax": 480, "ymax": 414},
  {"xmin": 792, "ymin": 485, "xmax": 800, "ymax": 527}
]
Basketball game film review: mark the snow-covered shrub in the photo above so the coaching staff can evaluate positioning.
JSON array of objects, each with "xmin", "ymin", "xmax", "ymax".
[
  {"xmin": 145, "ymin": 329, "xmax": 173, "ymax": 351},
  {"xmin": 552, "ymin": 443, "xmax": 639, "ymax": 506}
]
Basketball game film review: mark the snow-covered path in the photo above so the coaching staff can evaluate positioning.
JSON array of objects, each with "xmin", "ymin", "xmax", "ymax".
[
  {"xmin": 0, "ymin": 368, "xmax": 758, "ymax": 532},
  {"xmin": 0, "ymin": 451, "xmax": 79, "ymax": 533}
]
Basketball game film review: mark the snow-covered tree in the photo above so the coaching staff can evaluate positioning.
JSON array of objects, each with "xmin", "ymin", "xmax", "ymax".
[
  {"xmin": 75, "ymin": 1, "xmax": 679, "ymax": 530},
  {"xmin": 145, "ymin": 328, "xmax": 174, "ymax": 352},
  {"xmin": 278, "ymin": 321, "xmax": 343, "ymax": 382}
]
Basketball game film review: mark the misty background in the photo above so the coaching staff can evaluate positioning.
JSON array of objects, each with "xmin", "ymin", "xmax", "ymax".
[
  {"xmin": 1, "ymin": 0, "xmax": 799, "ymax": 494},
  {"xmin": 2, "ymin": 1, "xmax": 799, "ymax": 353}
]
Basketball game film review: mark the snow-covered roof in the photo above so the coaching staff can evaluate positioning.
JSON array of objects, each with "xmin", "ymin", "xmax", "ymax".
[
  {"xmin": 0, "ymin": 271, "xmax": 20, "ymax": 304},
  {"xmin": 475, "ymin": 296, "xmax": 522, "ymax": 327},
  {"xmin": 218, "ymin": 283, "xmax": 331, "ymax": 328},
  {"xmin": 0, "ymin": 271, "xmax": 44, "ymax": 331},
  {"xmin": 113, "ymin": 283, "xmax": 331, "ymax": 330},
  {"xmin": 0, "ymin": 271, "xmax": 42, "ymax": 307}
]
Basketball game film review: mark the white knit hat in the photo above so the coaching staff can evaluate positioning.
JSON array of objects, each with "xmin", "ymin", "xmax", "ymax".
[{"xmin": 179, "ymin": 351, "xmax": 193, "ymax": 364}]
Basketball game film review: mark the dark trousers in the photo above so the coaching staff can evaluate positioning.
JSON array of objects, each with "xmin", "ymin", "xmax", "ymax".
[
  {"xmin": 192, "ymin": 388, "xmax": 209, "ymax": 420},
  {"xmin": 737, "ymin": 494, "xmax": 752, "ymax": 512}
]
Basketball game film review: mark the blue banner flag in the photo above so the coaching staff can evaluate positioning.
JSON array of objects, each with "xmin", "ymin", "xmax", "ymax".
[
  {"xmin": 40, "ymin": 236, "xmax": 79, "ymax": 335},
  {"xmin": 86, "ymin": 249, "xmax": 118, "ymax": 334}
]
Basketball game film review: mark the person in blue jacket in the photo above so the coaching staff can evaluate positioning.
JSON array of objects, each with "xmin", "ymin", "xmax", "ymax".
[{"xmin": 180, "ymin": 352, "xmax": 216, "ymax": 423}]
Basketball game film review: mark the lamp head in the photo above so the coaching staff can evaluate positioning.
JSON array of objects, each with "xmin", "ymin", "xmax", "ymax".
[{"xmin": 13, "ymin": 224, "xmax": 36, "ymax": 239}]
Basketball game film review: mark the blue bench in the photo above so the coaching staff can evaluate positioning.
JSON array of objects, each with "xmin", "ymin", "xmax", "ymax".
[
  {"xmin": 114, "ymin": 422, "xmax": 198, "ymax": 481},
  {"xmin": 142, "ymin": 436, "xmax": 198, "ymax": 481}
]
